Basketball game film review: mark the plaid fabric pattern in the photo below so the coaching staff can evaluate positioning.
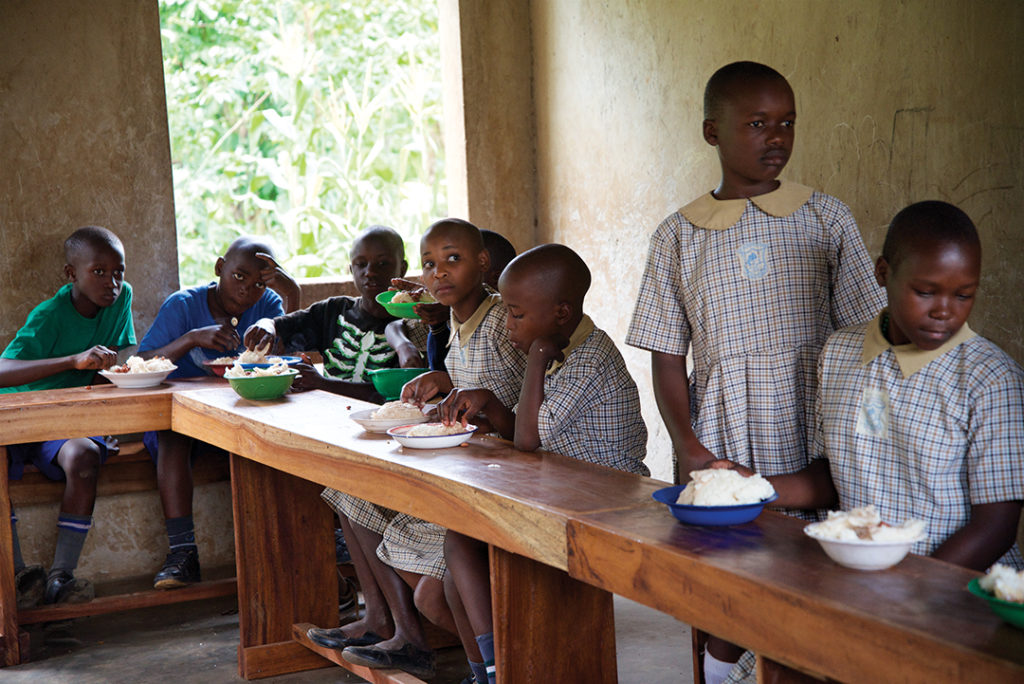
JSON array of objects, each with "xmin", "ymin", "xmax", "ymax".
[
  {"xmin": 404, "ymin": 318, "xmax": 429, "ymax": 354},
  {"xmin": 626, "ymin": 192, "xmax": 883, "ymax": 474},
  {"xmin": 446, "ymin": 297, "xmax": 527, "ymax": 408},
  {"xmin": 529, "ymin": 326, "xmax": 649, "ymax": 475},
  {"xmin": 378, "ymin": 514, "xmax": 447, "ymax": 580},
  {"xmin": 813, "ymin": 324, "xmax": 1024, "ymax": 567},
  {"xmin": 321, "ymin": 488, "xmax": 395, "ymax": 535}
]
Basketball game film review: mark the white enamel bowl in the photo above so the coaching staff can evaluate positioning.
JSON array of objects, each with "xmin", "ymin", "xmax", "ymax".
[
  {"xmin": 804, "ymin": 526, "xmax": 924, "ymax": 571},
  {"xmin": 386, "ymin": 424, "xmax": 477, "ymax": 449},
  {"xmin": 349, "ymin": 408, "xmax": 429, "ymax": 434},
  {"xmin": 99, "ymin": 366, "xmax": 177, "ymax": 389}
]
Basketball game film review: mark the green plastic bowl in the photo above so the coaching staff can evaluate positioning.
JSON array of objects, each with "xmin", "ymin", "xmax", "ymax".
[
  {"xmin": 968, "ymin": 578, "xmax": 1024, "ymax": 630},
  {"xmin": 376, "ymin": 290, "xmax": 433, "ymax": 319},
  {"xmin": 368, "ymin": 367, "xmax": 429, "ymax": 400},
  {"xmin": 227, "ymin": 368, "xmax": 299, "ymax": 400}
]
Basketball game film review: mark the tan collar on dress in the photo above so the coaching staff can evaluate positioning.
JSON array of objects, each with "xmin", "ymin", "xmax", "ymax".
[
  {"xmin": 862, "ymin": 309, "xmax": 977, "ymax": 378},
  {"xmin": 448, "ymin": 292, "xmax": 501, "ymax": 349},
  {"xmin": 546, "ymin": 315, "xmax": 595, "ymax": 376},
  {"xmin": 679, "ymin": 181, "xmax": 814, "ymax": 231}
]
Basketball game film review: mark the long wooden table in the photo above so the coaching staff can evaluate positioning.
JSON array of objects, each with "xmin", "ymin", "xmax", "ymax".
[
  {"xmin": 0, "ymin": 377, "xmax": 222, "ymax": 667},
  {"xmin": 567, "ymin": 505, "xmax": 1024, "ymax": 683},
  {"xmin": 171, "ymin": 387, "xmax": 663, "ymax": 681}
]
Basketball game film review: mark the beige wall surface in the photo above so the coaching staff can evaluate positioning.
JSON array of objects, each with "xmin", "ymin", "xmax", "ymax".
[
  {"xmin": 0, "ymin": 0, "xmax": 178, "ymax": 348},
  {"xmin": 529, "ymin": 1, "xmax": 1024, "ymax": 480}
]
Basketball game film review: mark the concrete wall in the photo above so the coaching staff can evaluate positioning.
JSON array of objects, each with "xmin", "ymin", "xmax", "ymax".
[
  {"xmin": 0, "ymin": 0, "xmax": 179, "ymax": 346},
  {"xmin": 527, "ymin": 1, "xmax": 1024, "ymax": 480},
  {"xmin": 0, "ymin": 1, "xmax": 230, "ymax": 582}
]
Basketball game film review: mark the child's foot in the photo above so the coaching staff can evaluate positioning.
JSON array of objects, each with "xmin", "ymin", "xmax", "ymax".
[
  {"xmin": 154, "ymin": 547, "xmax": 201, "ymax": 589},
  {"xmin": 42, "ymin": 570, "xmax": 95, "ymax": 605},
  {"xmin": 15, "ymin": 564, "xmax": 46, "ymax": 609},
  {"xmin": 342, "ymin": 642, "xmax": 436, "ymax": 679}
]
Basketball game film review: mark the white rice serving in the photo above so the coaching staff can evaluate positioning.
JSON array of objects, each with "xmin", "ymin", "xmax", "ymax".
[
  {"xmin": 372, "ymin": 401, "xmax": 424, "ymax": 420},
  {"xmin": 979, "ymin": 564, "xmax": 1024, "ymax": 603},
  {"xmin": 405, "ymin": 423, "xmax": 468, "ymax": 437},
  {"xmin": 806, "ymin": 505, "xmax": 925, "ymax": 542},
  {"xmin": 676, "ymin": 468, "xmax": 776, "ymax": 506}
]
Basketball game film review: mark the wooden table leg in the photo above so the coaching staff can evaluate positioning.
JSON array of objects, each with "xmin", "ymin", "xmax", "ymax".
[
  {"xmin": 0, "ymin": 446, "xmax": 22, "ymax": 667},
  {"xmin": 490, "ymin": 546, "xmax": 617, "ymax": 684},
  {"xmin": 230, "ymin": 454, "xmax": 336, "ymax": 680}
]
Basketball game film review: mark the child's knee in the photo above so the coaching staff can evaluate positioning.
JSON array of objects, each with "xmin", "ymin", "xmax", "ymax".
[
  {"xmin": 414, "ymin": 576, "xmax": 447, "ymax": 625},
  {"xmin": 59, "ymin": 440, "xmax": 102, "ymax": 482}
]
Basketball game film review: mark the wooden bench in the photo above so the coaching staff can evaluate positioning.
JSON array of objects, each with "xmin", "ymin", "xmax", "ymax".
[{"xmin": 11, "ymin": 439, "xmax": 237, "ymax": 627}]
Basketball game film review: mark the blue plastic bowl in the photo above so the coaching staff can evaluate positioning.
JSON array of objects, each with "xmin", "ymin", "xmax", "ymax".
[{"xmin": 652, "ymin": 485, "xmax": 778, "ymax": 526}]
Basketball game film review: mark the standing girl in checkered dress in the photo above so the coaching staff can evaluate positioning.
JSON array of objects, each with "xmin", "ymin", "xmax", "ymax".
[{"xmin": 626, "ymin": 61, "xmax": 884, "ymax": 684}]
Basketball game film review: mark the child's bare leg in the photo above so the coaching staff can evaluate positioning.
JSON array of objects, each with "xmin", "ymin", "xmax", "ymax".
[
  {"xmin": 156, "ymin": 430, "xmax": 193, "ymax": 518},
  {"xmin": 445, "ymin": 530, "xmax": 492, "ymax": 634},
  {"xmin": 348, "ymin": 523, "xmax": 428, "ymax": 652},
  {"xmin": 56, "ymin": 438, "xmax": 102, "ymax": 517},
  {"xmin": 45, "ymin": 439, "xmax": 103, "ymax": 603},
  {"xmin": 335, "ymin": 514, "xmax": 394, "ymax": 639},
  {"xmin": 445, "ymin": 569, "xmax": 488, "ymax": 683},
  {"xmin": 409, "ymin": 573, "xmax": 457, "ymax": 635}
]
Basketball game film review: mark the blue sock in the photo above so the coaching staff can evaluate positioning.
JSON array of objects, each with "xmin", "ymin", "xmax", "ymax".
[
  {"xmin": 166, "ymin": 515, "xmax": 197, "ymax": 552},
  {"xmin": 474, "ymin": 632, "xmax": 495, "ymax": 684},
  {"xmin": 469, "ymin": 660, "xmax": 487, "ymax": 684},
  {"xmin": 52, "ymin": 513, "xmax": 92, "ymax": 574},
  {"xmin": 11, "ymin": 513, "xmax": 25, "ymax": 573}
]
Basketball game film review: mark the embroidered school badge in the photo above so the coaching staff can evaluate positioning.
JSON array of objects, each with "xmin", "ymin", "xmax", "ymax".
[
  {"xmin": 736, "ymin": 242, "xmax": 770, "ymax": 280},
  {"xmin": 856, "ymin": 387, "xmax": 890, "ymax": 439}
]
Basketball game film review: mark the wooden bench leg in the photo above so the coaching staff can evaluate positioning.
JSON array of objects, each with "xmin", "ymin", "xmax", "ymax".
[
  {"xmin": 692, "ymin": 628, "xmax": 708, "ymax": 684},
  {"xmin": 0, "ymin": 446, "xmax": 23, "ymax": 667},
  {"xmin": 230, "ymin": 454, "xmax": 336, "ymax": 679},
  {"xmin": 490, "ymin": 546, "xmax": 617, "ymax": 684}
]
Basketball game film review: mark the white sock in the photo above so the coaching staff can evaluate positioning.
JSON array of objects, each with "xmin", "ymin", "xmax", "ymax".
[{"xmin": 704, "ymin": 649, "xmax": 735, "ymax": 684}]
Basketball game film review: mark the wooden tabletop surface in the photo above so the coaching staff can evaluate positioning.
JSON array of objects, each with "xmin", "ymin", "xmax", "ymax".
[
  {"xmin": 171, "ymin": 387, "xmax": 664, "ymax": 570},
  {"xmin": 0, "ymin": 376, "xmax": 222, "ymax": 444},
  {"xmin": 567, "ymin": 505, "xmax": 1024, "ymax": 683}
]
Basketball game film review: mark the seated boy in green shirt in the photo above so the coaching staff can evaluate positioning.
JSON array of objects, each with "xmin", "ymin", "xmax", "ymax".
[{"xmin": 1, "ymin": 226, "xmax": 135, "ymax": 606}]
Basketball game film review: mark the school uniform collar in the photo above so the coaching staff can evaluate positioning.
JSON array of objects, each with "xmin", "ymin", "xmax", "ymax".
[
  {"xmin": 546, "ymin": 315, "xmax": 595, "ymax": 376},
  {"xmin": 679, "ymin": 181, "xmax": 814, "ymax": 231},
  {"xmin": 862, "ymin": 309, "xmax": 977, "ymax": 378},
  {"xmin": 448, "ymin": 292, "xmax": 501, "ymax": 349}
]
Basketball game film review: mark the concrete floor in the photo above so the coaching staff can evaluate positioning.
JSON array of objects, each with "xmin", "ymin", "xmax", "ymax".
[{"xmin": 4, "ymin": 594, "xmax": 692, "ymax": 683}]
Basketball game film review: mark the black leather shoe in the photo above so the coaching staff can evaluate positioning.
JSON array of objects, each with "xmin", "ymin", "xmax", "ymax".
[
  {"xmin": 307, "ymin": 626, "xmax": 384, "ymax": 650},
  {"xmin": 154, "ymin": 547, "xmax": 201, "ymax": 589},
  {"xmin": 42, "ymin": 570, "xmax": 94, "ymax": 605},
  {"xmin": 342, "ymin": 642, "xmax": 437, "ymax": 679}
]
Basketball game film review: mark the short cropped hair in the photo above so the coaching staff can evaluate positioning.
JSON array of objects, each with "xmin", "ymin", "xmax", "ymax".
[
  {"xmin": 881, "ymin": 201, "xmax": 980, "ymax": 268},
  {"xmin": 481, "ymin": 229, "xmax": 517, "ymax": 275},
  {"xmin": 64, "ymin": 226, "xmax": 123, "ymax": 263},
  {"xmin": 352, "ymin": 225, "xmax": 404, "ymax": 259},
  {"xmin": 704, "ymin": 61, "xmax": 789, "ymax": 120}
]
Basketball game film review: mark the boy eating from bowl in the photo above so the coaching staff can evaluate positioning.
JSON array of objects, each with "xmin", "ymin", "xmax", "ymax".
[
  {"xmin": 136, "ymin": 235, "xmax": 297, "ymax": 588},
  {"xmin": 434, "ymin": 243, "xmax": 649, "ymax": 683},
  {"xmin": 718, "ymin": 201, "xmax": 1024, "ymax": 571},
  {"xmin": 244, "ymin": 224, "xmax": 425, "ymax": 400},
  {"xmin": 1, "ymin": 226, "xmax": 135, "ymax": 606}
]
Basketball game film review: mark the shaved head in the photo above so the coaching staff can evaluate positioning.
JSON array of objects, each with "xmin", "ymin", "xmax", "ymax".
[
  {"xmin": 882, "ymin": 201, "xmax": 980, "ymax": 270},
  {"xmin": 421, "ymin": 218, "xmax": 485, "ymax": 254},
  {"xmin": 352, "ymin": 224, "xmax": 404, "ymax": 260},
  {"xmin": 224, "ymin": 235, "xmax": 277, "ymax": 261},
  {"xmin": 500, "ymin": 243, "xmax": 591, "ymax": 310},
  {"xmin": 64, "ymin": 225, "xmax": 123, "ymax": 264},
  {"xmin": 704, "ymin": 61, "xmax": 790, "ymax": 121}
]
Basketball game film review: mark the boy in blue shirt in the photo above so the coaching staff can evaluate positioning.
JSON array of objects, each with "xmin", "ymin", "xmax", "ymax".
[
  {"xmin": 137, "ymin": 236, "xmax": 297, "ymax": 588},
  {"xmin": 1, "ymin": 226, "xmax": 135, "ymax": 606}
]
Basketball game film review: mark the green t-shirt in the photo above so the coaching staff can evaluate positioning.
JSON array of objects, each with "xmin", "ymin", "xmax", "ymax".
[{"xmin": 0, "ymin": 282, "xmax": 136, "ymax": 393}]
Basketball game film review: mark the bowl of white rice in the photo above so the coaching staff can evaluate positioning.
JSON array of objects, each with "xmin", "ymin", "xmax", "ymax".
[
  {"xmin": 803, "ymin": 506, "xmax": 926, "ymax": 571},
  {"xmin": 99, "ymin": 355, "xmax": 177, "ymax": 388},
  {"xmin": 651, "ymin": 468, "xmax": 778, "ymax": 526},
  {"xmin": 350, "ymin": 402, "xmax": 429, "ymax": 434},
  {"xmin": 968, "ymin": 564, "xmax": 1024, "ymax": 630},
  {"xmin": 387, "ymin": 422, "xmax": 476, "ymax": 449}
]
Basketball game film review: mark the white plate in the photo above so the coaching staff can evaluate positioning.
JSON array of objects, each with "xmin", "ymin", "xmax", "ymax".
[
  {"xmin": 99, "ymin": 366, "xmax": 176, "ymax": 389},
  {"xmin": 386, "ymin": 423, "xmax": 476, "ymax": 449},
  {"xmin": 349, "ymin": 408, "xmax": 429, "ymax": 434},
  {"xmin": 804, "ymin": 526, "xmax": 924, "ymax": 571}
]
